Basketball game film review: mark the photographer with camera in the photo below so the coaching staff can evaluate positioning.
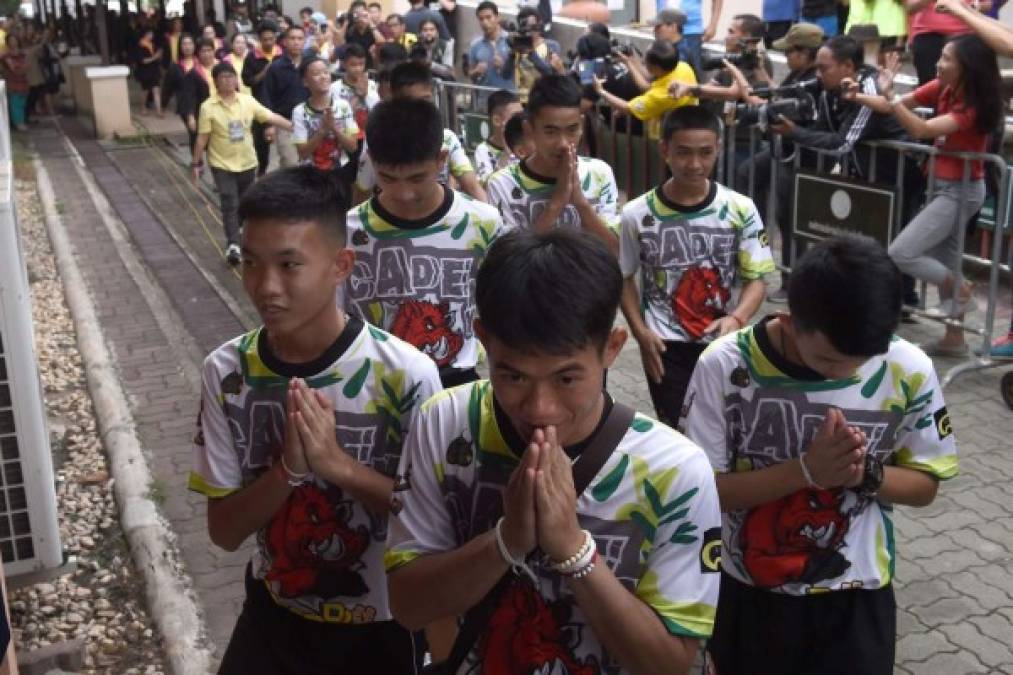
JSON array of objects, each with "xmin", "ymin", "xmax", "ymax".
[
  {"xmin": 500, "ymin": 6, "xmax": 564, "ymax": 103},
  {"xmin": 593, "ymin": 40, "xmax": 698, "ymax": 139},
  {"xmin": 767, "ymin": 35, "xmax": 923, "ymax": 304},
  {"xmin": 468, "ymin": 2, "xmax": 514, "ymax": 90},
  {"xmin": 726, "ymin": 22, "xmax": 822, "ymax": 300},
  {"xmin": 414, "ymin": 17, "xmax": 455, "ymax": 80}
]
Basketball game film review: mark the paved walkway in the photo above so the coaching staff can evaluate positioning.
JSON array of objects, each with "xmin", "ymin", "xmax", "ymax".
[{"xmin": 27, "ymin": 114, "xmax": 1013, "ymax": 673}]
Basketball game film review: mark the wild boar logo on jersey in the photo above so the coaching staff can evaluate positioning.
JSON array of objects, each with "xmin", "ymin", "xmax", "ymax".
[
  {"xmin": 265, "ymin": 483, "xmax": 371, "ymax": 599},
  {"xmin": 391, "ymin": 300, "xmax": 463, "ymax": 368},
  {"xmin": 672, "ymin": 265, "xmax": 730, "ymax": 340},
  {"xmin": 478, "ymin": 582, "xmax": 598, "ymax": 675},
  {"xmin": 740, "ymin": 489, "xmax": 856, "ymax": 589}
]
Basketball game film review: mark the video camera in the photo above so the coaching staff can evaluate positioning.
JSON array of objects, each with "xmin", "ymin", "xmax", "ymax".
[
  {"xmin": 734, "ymin": 80, "xmax": 820, "ymax": 131},
  {"xmin": 610, "ymin": 38, "xmax": 640, "ymax": 58},
  {"xmin": 701, "ymin": 42, "xmax": 761, "ymax": 72},
  {"xmin": 505, "ymin": 22, "xmax": 534, "ymax": 52}
]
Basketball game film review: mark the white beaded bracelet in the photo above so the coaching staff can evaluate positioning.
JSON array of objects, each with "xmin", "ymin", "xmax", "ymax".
[
  {"xmin": 551, "ymin": 530, "xmax": 596, "ymax": 575},
  {"xmin": 799, "ymin": 454, "xmax": 825, "ymax": 490},
  {"xmin": 568, "ymin": 551, "xmax": 598, "ymax": 579}
]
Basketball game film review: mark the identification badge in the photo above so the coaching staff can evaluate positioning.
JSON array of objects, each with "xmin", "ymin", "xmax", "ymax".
[{"xmin": 228, "ymin": 119, "xmax": 244, "ymax": 143}]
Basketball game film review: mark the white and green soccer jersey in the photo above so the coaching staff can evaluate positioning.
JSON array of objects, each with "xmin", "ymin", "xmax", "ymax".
[
  {"xmin": 356, "ymin": 129, "xmax": 474, "ymax": 193},
  {"xmin": 620, "ymin": 182, "xmax": 775, "ymax": 343},
  {"xmin": 473, "ymin": 140, "xmax": 509, "ymax": 186},
  {"xmin": 189, "ymin": 317, "xmax": 440, "ymax": 623},
  {"xmin": 486, "ymin": 157, "xmax": 621, "ymax": 237},
  {"xmin": 387, "ymin": 381, "xmax": 722, "ymax": 673},
  {"xmin": 681, "ymin": 319, "xmax": 958, "ymax": 596},
  {"xmin": 344, "ymin": 188, "xmax": 503, "ymax": 374}
]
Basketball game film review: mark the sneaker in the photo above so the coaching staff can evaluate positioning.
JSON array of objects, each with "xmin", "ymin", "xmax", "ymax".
[
  {"xmin": 226, "ymin": 243, "xmax": 241, "ymax": 267},
  {"xmin": 991, "ymin": 332, "xmax": 1013, "ymax": 359},
  {"xmin": 768, "ymin": 287, "xmax": 788, "ymax": 304}
]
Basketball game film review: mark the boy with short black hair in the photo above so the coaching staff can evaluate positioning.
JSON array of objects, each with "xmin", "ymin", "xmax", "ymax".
[
  {"xmin": 682, "ymin": 234, "xmax": 958, "ymax": 675},
  {"xmin": 189, "ymin": 166, "xmax": 441, "ymax": 674},
  {"xmin": 345, "ymin": 97, "xmax": 503, "ymax": 389},
  {"xmin": 502, "ymin": 111, "xmax": 534, "ymax": 163},
  {"xmin": 473, "ymin": 88, "xmax": 522, "ymax": 185},
  {"xmin": 291, "ymin": 56, "xmax": 359, "ymax": 172},
  {"xmin": 620, "ymin": 105, "xmax": 773, "ymax": 427},
  {"xmin": 354, "ymin": 61, "xmax": 486, "ymax": 203},
  {"xmin": 386, "ymin": 229, "xmax": 722, "ymax": 675},
  {"xmin": 486, "ymin": 73, "xmax": 620, "ymax": 252}
]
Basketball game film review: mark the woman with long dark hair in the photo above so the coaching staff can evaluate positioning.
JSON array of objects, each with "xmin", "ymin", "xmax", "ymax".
[
  {"xmin": 162, "ymin": 33, "xmax": 197, "ymax": 126},
  {"xmin": 846, "ymin": 33, "xmax": 1002, "ymax": 355},
  {"xmin": 133, "ymin": 26, "xmax": 165, "ymax": 117}
]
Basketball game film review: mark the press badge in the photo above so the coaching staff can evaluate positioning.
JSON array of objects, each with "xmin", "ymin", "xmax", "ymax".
[{"xmin": 228, "ymin": 119, "xmax": 244, "ymax": 143}]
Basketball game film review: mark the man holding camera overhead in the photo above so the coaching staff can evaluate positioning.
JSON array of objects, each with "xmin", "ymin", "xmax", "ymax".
[{"xmin": 500, "ymin": 6, "xmax": 564, "ymax": 103}]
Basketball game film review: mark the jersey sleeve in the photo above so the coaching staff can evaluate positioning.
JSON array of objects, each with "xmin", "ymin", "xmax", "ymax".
[
  {"xmin": 335, "ymin": 99, "xmax": 359, "ymax": 138},
  {"xmin": 188, "ymin": 355, "xmax": 243, "ymax": 498},
  {"xmin": 618, "ymin": 202, "xmax": 642, "ymax": 278},
  {"xmin": 384, "ymin": 396, "xmax": 459, "ymax": 573},
  {"xmin": 594, "ymin": 162, "xmax": 621, "ymax": 237},
  {"xmin": 356, "ymin": 147, "xmax": 376, "ymax": 192},
  {"xmin": 891, "ymin": 359, "xmax": 959, "ymax": 480},
  {"xmin": 291, "ymin": 105, "xmax": 308, "ymax": 143},
  {"xmin": 731, "ymin": 195, "xmax": 775, "ymax": 281},
  {"xmin": 681, "ymin": 343, "xmax": 732, "ymax": 473},
  {"xmin": 446, "ymin": 131, "xmax": 475, "ymax": 178},
  {"xmin": 474, "ymin": 144, "xmax": 495, "ymax": 185},
  {"xmin": 634, "ymin": 448, "xmax": 721, "ymax": 639},
  {"xmin": 486, "ymin": 172, "xmax": 524, "ymax": 232}
]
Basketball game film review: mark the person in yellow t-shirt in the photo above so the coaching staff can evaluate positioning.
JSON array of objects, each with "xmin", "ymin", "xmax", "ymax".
[
  {"xmin": 592, "ymin": 40, "xmax": 697, "ymax": 139},
  {"xmin": 192, "ymin": 61, "xmax": 292, "ymax": 265}
]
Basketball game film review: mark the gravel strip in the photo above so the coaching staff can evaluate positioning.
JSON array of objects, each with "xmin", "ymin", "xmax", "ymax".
[{"xmin": 9, "ymin": 177, "xmax": 168, "ymax": 674}]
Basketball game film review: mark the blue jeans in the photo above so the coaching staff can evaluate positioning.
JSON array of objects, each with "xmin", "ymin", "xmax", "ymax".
[
  {"xmin": 682, "ymin": 34, "xmax": 703, "ymax": 81},
  {"xmin": 800, "ymin": 14, "xmax": 839, "ymax": 38}
]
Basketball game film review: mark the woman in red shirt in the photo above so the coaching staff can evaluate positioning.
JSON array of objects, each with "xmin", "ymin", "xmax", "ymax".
[{"xmin": 846, "ymin": 34, "xmax": 1002, "ymax": 355}]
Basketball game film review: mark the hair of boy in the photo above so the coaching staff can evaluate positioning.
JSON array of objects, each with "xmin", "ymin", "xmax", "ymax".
[
  {"xmin": 212, "ymin": 61, "xmax": 238, "ymax": 80},
  {"xmin": 366, "ymin": 98, "xmax": 444, "ymax": 167},
  {"xmin": 376, "ymin": 66, "xmax": 394, "ymax": 87},
  {"xmin": 487, "ymin": 88, "xmax": 519, "ymax": 118},
  {"xmin": 788, "ymin": 234, "xmax": 902, "ymax": 357},
  {"xmin": 377, "ymin": 42, "xmax": 409, "ymax": 68},
  {"xmin": 298, "ymin": 55, "xmax": 326, "ymax": 77},
  {"xmin": 661, "ymin": 105, "xmax": 721, "ymax": 143},
  {"xmin": 387, "ymin": 12, "xmax": 405, "ymax": 25},
  {"xmin": 196, "ymin": 36, "xmax": 216, "ymax": 51},
  {"xmin": 368, "ymin": 1, "xmax": 382, "ymax": 9},
  {"xmin": 283, "ymin": 25, "xmax": 305, "ymax": 39},
  {"xmin": 256, "ymin": 19, "xmax": 278, "ymax": 35},
  {"xmin": 644, "ymin": 39, "xmax": 679, "ymax": 72},
  {"xmin": 733, "ymin": 14, "xmax": 765, "ymax": 40},
  {"xmin": 526, "ymin": 73, "xmax": 582, "ymax": 120},
  {"xmin": 477, "ymin": 230, "xmax": 622, "ymax": 355},
  {"xmin": 390, "ymin": 60, "xmax": 434, "ymax": 95},
  {"xmin": 476, "ymin": 1, "xmax": 498, "ymax": 16},
  {"xmin": 343, "ymin": 42, "xmax": 367, "ymax": 60},
  {"xmin": 824, "ymin": 35, "xmax": 863, "ymax": 70},
  {"xmin": 238, "ymin": 165, "xmax": 349, "ymax": 243},
  {"xmin": 503, "ymin": 111, "xmax": 527, "ymax": 153}
]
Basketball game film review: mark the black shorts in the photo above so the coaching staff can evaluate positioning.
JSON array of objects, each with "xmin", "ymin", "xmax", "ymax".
[
  {"xmin": 218, "ymin": 564, "xmax": 419, "ymax": 675},
  {"xmin": 645, "ymin": 340, "xmax": 706, "ymax": 428},
  {"xmin": 708, "ymin": 572, "xmax": 896, "ymax": 675}
]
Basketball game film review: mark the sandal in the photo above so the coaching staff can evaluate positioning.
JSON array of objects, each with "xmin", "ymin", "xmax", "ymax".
[{"xmin": 921, "ymin": 339, "xmax": 969, "ymax": 358}]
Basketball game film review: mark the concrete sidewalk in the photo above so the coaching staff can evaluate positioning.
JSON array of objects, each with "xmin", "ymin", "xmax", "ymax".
[{"xmin": 26, "ymin": 111, "xmax": 1013, "ymax": 674}]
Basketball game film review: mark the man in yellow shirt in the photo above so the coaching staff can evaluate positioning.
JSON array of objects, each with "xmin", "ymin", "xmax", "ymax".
[
  {"xmin": 192, "ymin": 62, "xmax": 292, "ymax": 265},
  {"xmin": 593, "ymin": 40, "xmax": 697, "ymax": 139}
]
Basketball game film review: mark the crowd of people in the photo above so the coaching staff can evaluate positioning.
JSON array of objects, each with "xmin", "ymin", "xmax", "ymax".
[
  {"xmin": 0, "ymin": 17, "xmax": 64, "ymax": 131},
  {"xmin": 170, "ymin": 1, "xmax": 1013, "ymax": 674}
]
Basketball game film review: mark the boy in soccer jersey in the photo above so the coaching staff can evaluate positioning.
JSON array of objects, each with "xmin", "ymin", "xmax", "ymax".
[
  {"xmin": 621, "ymin": 105, "xmax": 773, "ymax": 427},
  {"xmin": 503, "ymin": 111, "xmax": 534, "ymax": 164},
  {"xmin": 189, "ymin": 167, "xmax": 441, "ymax": 673},
  {"xmin": 473, "ymin": 89, "xmax": 523, "ymax": 186},
  {"xmin": 344, "ymin": 97, "xmax": 503, "ymax": 390},
  {"xmin": 291, "ymin": 57, "xmax": 359, "ymax": 172},
  {"xmin": 485, "ymin": 74, "xmax": 620, "ymax": 252},
  {"xmin": 353, "ymin": 61, "xmax": 487, "ymax": 204},
  {"xmin": 682, "ymin": 234, "xmax": 958, "ymax": 675},
  {"xmin": 386, "ymin": 230, "xmax": 722, "ymax": 675}
]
